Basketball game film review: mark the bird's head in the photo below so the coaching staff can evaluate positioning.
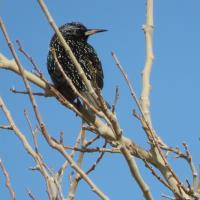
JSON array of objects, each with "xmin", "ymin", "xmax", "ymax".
[{"xmin": 59, "ymin": 22, "xmax": 107, "ymax": 41}]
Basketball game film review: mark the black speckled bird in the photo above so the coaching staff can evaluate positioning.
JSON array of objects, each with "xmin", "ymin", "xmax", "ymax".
[{"xmin": 47, "ymin": 22, "xmax": 107, "ymax": 108}]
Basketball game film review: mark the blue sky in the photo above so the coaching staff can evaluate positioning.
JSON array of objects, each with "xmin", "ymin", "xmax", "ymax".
[{"xmin": 1, "ymin": 1, "xmax": 200, "ymax": 199}]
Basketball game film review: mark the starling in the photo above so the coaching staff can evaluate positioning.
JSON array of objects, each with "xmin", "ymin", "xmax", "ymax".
[{"xmin": 47, "ymin": 22, "xmax": 107, "ymax": 108}]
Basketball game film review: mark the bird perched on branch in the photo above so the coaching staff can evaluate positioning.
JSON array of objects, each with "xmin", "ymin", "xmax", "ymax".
[{"xmin": 47, "ymin": 22, "xmax": 107, "ymax": 109}]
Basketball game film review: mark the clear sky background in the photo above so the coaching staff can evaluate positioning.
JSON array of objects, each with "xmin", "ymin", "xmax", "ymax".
[{"xmin": 1, "ymin": 1, "xmax": 200, "ymax": 200}]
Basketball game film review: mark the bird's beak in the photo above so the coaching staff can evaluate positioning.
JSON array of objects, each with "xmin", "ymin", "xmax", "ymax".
[{"xmin": 85, "ymin": 29, "xmax": 107, "ymax": 36}]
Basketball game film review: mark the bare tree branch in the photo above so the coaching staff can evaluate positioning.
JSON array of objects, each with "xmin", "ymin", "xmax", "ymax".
[
  {"xmin": 182, "ymin": 143, "xmax": 198, "ymax": 189},
  {"xmin": 0, "ymin": 159, "xmax": 16, "ymax": 200},
  {"xmin": 140, "ymin": 0, "xmax": 154, "ymax": 126}
]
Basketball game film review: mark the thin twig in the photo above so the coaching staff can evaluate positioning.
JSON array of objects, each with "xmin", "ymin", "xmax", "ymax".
[
  {"xmin": 111, "ymin": 85, "xmax": 119, "ymax": 113},
  {"xmin": 143, "ymin": 159, "xmax": 172, "ymax": 190},
  {"xmin": 0, "ymin": 159, "xmax": 16, "ymax": 200},
  {"xmin": 11, "ymin": 87, "xmax": 46, "ymax": 96},
  {"xmin": 161, "ymin": 194, "xmax": 176, "ymax": 200},
  {"xmin": 84, "ymin": 135, "xmax": 100, "ymax": 147},
  {"xmin": 64, "ymin": 146, "xmax": 119, "ymax": 153},
  {"xmin": 78, "ymin": 141, "xmax": 108, "ymax": 182},
  {"xmin": 59, "ymin": 131, "xmax": 64, "ymax": 145},
  {"xmin": 26, "ymin": 189, "xmax": 36, "ymax": 200},
  {"xmin": 24, "ymin": 109, "xmax": 39, "ymax": 153},
  {"xmin": 0, "ymin": 125, "xmax": 13, "ymax": 130},
  {"xmin": 182, "ymin": 143, "xmax": 198, "ymax": 189},
  {"xmin": 111, "ymin": 52, "xmax": 141, "ymax": 113},
  {"xmin": 16, "ymin": 39, "xmax": 43, "ymax": 77}
]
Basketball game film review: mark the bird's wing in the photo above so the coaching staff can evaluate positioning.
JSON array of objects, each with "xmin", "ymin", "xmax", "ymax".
[{"xmin": 85, "ymin": 43, "xmax": 104, "ymax": 90}]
